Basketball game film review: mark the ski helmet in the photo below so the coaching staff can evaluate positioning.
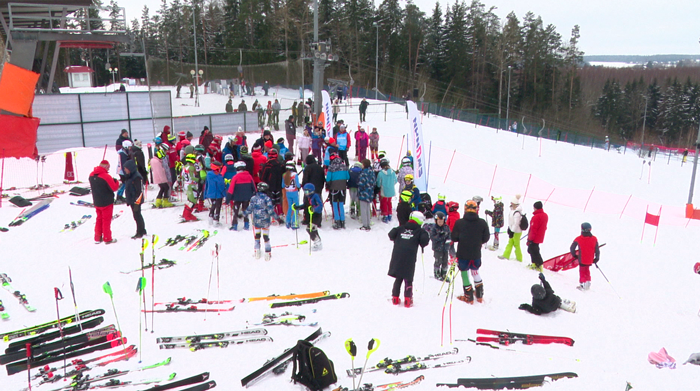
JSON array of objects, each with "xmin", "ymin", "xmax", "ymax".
[
  {"xmin": 257, "ymin": 182, "xmax": 269, "ymax": 192},
  {"xmin": 400, "ymin": 190, "xmax": 413, "ymax": 203},
  {"xmin": 492, "ymin": 195, "xmax": 502, "ymax": 202},
  {"xmin": 434, "ymin": 211, "xmax": 446, "ymax": 220},
  {"xmin": 194, "ymin": 144, "xmax": 206, "ymax": 154},
  {"xmin": 240, "ymin": 146, "xmax": 249, "ymax": 155},
  {"xmin": 401, "ymin": 157, "xmax": 411, "ymax": 166},
  {"xmin": 210, "ymin": 161, "xmax": 223, "ymax": 171},
  {"xmin": 378, "ymin": 151, "xmax": 386, "ymax": 159},
  {"xmin": 409, "ymin": 211, "xmax": 425, "ymax": 226},
  {"xmin": 153, "ymin": 136, "xmax": 162, "ymax": 145},
  {"xmin": 268, "ymin": 148, "xmax": 278, "ymax": 158},
  {"xmin": 303, "ymin": 183, "xmax": 315, "ymax": 194},
  {"xmin": 284, "ymin": 151, "xmax": 294, "ymax": 161},
  {"xmin": 472, "ymin": 195, "xmax": 483, "ymax": 205},
  {"xmin": 224, "ymin": 154, "xmax": 234, "ymax": 162},
  {"xmin": 404, "ymin": 174, "xmax": 414, "ymax": 182},
  {"xmin": 155, "ymin": 148, "xmax": 166, "ymax": 159},
  {"xmin": 121, "ymin": 140, "xmax": 132, "ymax": 149},
  {"xmin": 464, "ymin": 200, "xmax": 478, "ymax": 212},
  {"xmin": 353, "ymin": 162, "xmax": 363, "ymax": 169},
  {"xmin": 448, "ymin": 201, "xmax": 459, "ymax": 212},
  {"xmin": 581, "ymin": 222, "xmax": 592, "ymax": 233},
  {"xmin": 285, "ymin": 162, "xmax": 296, "ymax": 171},
  {"xmin": 159, "ymin": 143, "xmax": 170, "ymax": 151},
  {"xmin": 438, "ymin": 193, "xmax": 446, "ymax": 201},
  {"xmin": 234, "ymin": 161, "xmax": 246, "ymax": 171},
  {"xmin": 380, "ymin": 158, "xmax": 390, "ymax": 168},
  {"xmin": 531, "ymin": 284, "xmax": 546, "ymax": 300},
  {"xmin": 185, "ymin": 153, "xmax": 196, "ymax": 164}
]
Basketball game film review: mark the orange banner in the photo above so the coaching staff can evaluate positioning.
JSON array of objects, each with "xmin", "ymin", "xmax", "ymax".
[{"xmin": 0, "ymin": 63, "xmax": 40, "ymax": 116}]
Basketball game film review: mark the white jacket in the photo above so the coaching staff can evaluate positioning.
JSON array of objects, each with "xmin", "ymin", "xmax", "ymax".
[{"xmin": 507, "ymin": 205, "xmax": 524, "ymax": 233}]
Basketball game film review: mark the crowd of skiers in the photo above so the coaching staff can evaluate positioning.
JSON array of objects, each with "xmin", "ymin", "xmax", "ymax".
[{"xmin": 94, "ymin": 110, "xmax": 600, "ymax": 308}]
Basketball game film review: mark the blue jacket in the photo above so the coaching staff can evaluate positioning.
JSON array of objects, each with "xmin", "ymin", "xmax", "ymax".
[
  {"xmin": 277, "ymin": 143, "xmax": 288, "ymax": 157},
  {"xmin": 376, "ymin": 168, "xmax": 397, "ymax": 198},
  {"xmin": 300, "ymin": 192, "xmax": 323, "ymax": 214},
  {"xmin": 245, "ymin": 192, "xmax": 276, "ymax": 228},
  {"xmin": 358, "ymin": 168, "xmax": 375, "ymax": 202},
  {"xmin": 336, "ymin": 132, "xmax": 350, "ymax": 151},
  {"xmin": 326, "ymin": 159, "xmax": 349, "ymax": 191},
  {"xmin": 348, "ymin": 166, "xmax": 362, "ymax": 188},
  {"xmin": 204, "ymin": 170, "xmax": 226, "ymax": 199},
  {"xmin": 222, "ymin": 162, "xmax": 237, "ymax": 182}
]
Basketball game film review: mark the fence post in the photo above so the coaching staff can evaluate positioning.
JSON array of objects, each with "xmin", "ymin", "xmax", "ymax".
[
  {"xmin": 384, "ymin": 103, "xmax": 387, "ymax": 122},
  {"xmin": 77, "ymin": 94, "xmax": 86, "ymax": 147},
  {"xmin": 125, "ymin": 92, "xmax": 132, "ymax": 139},
  {"xmin": 243, "ymin": 111, "xmax": 247, "ymax": 132},
  {"xmin": 209, "ymin": 115, "xmax": 213, "ymax": 133}
]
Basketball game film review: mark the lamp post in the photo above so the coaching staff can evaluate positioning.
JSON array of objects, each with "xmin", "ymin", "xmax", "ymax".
[
  {"xmin": 373, "ymin": 22, "xmax": 379, "ymax": 100},
  {"xmin": 190, "ymin": 69, "xmax": 203, "ymax": 107},
  {"xmin": 505, "ymin": 65, "xmax": 511, "ymax": 131},
  {"xmin": 109, "ymin": 67, "xmax": 118, "ymax": 85},
  {"xmin": 640, "ymin": 95, "xmax": 648, "ymax": 157},
  {"xmin": 192, "ymin": 4, "xmax": 201, "ymax": 107}
]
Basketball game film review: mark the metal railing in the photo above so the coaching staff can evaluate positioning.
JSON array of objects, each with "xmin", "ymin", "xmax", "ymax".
[{"xmin": 8, "ymin": 3, "xmax": 126, "ymax": 34}]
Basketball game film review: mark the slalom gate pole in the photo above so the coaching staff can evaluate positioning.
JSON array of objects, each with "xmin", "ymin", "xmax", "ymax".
[
  {"xmin": 68, "ymin": 267, "xmax": 82, "ymax": 332},
  {"xmin": 140, "ymin": 238, "xmax": 149, "ymax": 331},
  {"xmin": 151, "ymin": 235, "xmax": 158, "ymax": 333},
  {"xmin": 53, "ymin": 288, "xmax": 66, "ymax": 377},
  {"xmin": 216, "ymin": 243, "xmax": 221, "ymax": 308},
  {"xmin": 344, "ymin": 339, "xmax": 357, "ymax": 391},
  {"xmin": 595, "ymin": 263, "xmax": 621, "ymax": 299},
  {"xmin": 396, "ymin": 135, "xmax": 405, "ymax": 171},
  {"xmin": 25, "ymin": 343, "xmax": 31, "ymax": 391},
  {"xmin": 136, "ymin": 277, "xmax": 146, "ymax": 362},
  {"xmin": 205, "ymin": 246, "xmax": 216, "ymax": 321},
  {"xmin": 356, "ymin": 338, "xmax": 380, "ymax": 387},
  {"xmin": 449, "ymin": 268, "xmax": 456, "ymax": 344},
  {"xmin": 102, "ymin": 282, "xmax": 128, "ymax": 358}
]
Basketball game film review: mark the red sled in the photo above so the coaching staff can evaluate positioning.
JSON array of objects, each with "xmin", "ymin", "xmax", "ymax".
[{"xmin": 542, "ymin": 243, "xmax": 606, "ymax": 272}]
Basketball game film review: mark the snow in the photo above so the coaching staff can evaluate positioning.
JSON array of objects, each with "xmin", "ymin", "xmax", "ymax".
[
  {"xmin": 587, "ymin": 62, "xmax": 641, "ymax": 68},
  {"xmin": 1, "ymin": 88, "xmax": 699, "ymax": 390}
]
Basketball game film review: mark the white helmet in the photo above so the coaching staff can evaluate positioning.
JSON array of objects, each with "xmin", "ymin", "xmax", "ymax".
[
  {"xmin": 234, "ymin": 161, "xmax": 246, "ymax": 170},
  {"xmin": 409, "ymin": 211, "xmax": 425, "ymax": 226}
]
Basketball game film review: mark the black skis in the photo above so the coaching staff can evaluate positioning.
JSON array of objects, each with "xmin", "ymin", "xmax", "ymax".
[
  {"xmin": 436, "ymin": 372, "xmax": 578, "ymax": 389},
  {"xmin": 270, "ymin": 293, "xmax": 350, "ymax": 308},
  {"xmin": 1, "ymin": 309, "xmax": 105, "ymax": 342},
  {"xmin": 140, "ymin": 372, "xmax": 210, "ymax": 391},
  {"xmin": 6, "ymin": 317, "xmax": 104, "ymax": 353}
]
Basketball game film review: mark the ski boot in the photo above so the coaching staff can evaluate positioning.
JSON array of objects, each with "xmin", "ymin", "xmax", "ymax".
[
  {"xmin": 332, "ymin": 220, "xmax": 341, "ymax": 230},
  {"xmin": 576, "ymin": 281, "xmax": 591, "ymax": 291},
  {"xmin": 265, "ymin": 252, "xmax": 272, "ymax": 261},
  {"xmin": 457, "ymin": 286, "xmax": 474, "ymax": 304},
  {"xmin": 350, "ymin": 206, "xmax": 356, "ymax": 219},
  {"xmin": 154, "ymin": 198, "xmax": 163, "ymax": 208},
  {"xmin": 161, "ymin": 198, "xmax": 175, "ymax": 208},
  {"xmin": 497, "ymin": 255, "xmax": 508, "ymax": 260},
  {"xmin": 340, "ymin": 220, "xmax": 346, "ymax": 229},
  {"xmin": 434, "ymin": 267, "xmax": 442, "ymax": 280},
  {"xmin": 312, "ymin": 238, "xmax": 323, "ymax": 251},
  {"xmin": 244, "ymin": 221, "xmax": 250, "ymax": 230},
  {"xmin": 474, "ymin": 282, "xmax": 484, "ymax": 303},
  {"xmin": 182, "ymin": 205, "xmax": 199, "ymax": 222},
  {"xmin": 391, "ymin": 296, "xmax": 401, "ymax": 305},
  {"xmin": 559, "ymin": 299, "xmax": 577, "ymax": 313},
  {"xmin": 254, "ymin": 248, "xmax": 262, "ymax": 259},
  {"xmin": 230, "ymin": 224, "xmax": 238, "ymax": 231},
  {"xmin": 404, "ymin": 297, "xmax": 413, "ymax": 308}
]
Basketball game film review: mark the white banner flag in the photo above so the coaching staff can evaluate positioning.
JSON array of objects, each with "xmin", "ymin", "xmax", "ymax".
[
  {"xmin": 322, "ymin": 90, "xmax": 333, "ymax": 136},
  {"xmin": 406, "ymin": 100, "xmax": 428, "ymax": 192}
]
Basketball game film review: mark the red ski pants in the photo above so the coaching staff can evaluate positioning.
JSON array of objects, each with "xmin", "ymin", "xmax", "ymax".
[
  {"xmin": 579, "ymin": 265, "xmax": 591, "ymax": 284},
  {"xmin": 94, "ymin": 204, "xmax": 114, "ymax": 242},
  {"xmin": 380, "ymin": 196, "xmax": 393, "ymax": 216}
]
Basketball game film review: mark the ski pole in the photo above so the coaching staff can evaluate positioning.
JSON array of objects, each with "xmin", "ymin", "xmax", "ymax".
[
  {"xmin": 68, "ymin": 267, "xmax": 82, "ymax": 332},
  {"xmin": 205, "ymin": 245, "xmax": 217, "ymax": 321},
  {"xmin": 216, "ymin": 243, "xmax": 221, "ymax": 307},
  {"xmin": 595, "ymin": 263, "xmax": 621, "ymax": 299},
  {"xmin": 344, "ymin": 339, "xmax": 357, "ymax": 391},
  {"xmin": 102, "ymin": 282, "xmax": 128, "ymax": 358},
  {"xmin": 135, "ymin": 277, "xmax": 146, "ymax": 363},
  {"xmin": 151, "ymin": 235, "xmax": 158, "ymax": 334},
  {"xmin": 356, "ymin": 338, "xmax": 380, "ymax": 387},
  {"xmin": 53, "ymin": 287, "xmax": 67, "ymax": 377},
  {"xmin": 140, "ymin": 238, "xmax": 149, "ymax": 331},
  {"xmin": 309, "ymin": 209, "xmax": 313, "ymax": 255},
  {"xmin": 421, "ymin": 248, "xmax": 425, "ymax": 296}
]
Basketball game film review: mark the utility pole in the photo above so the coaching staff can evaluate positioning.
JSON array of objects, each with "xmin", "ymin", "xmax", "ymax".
[
  {"xmin": 312, "ymin": 0, "xmax": 323, "ymax": 116},
  {"xmin": 640, "ymin": 95, "xmax": 648, "ymax": 157},
  {"xmin": 374, "ymin": 22, "xmax": 379, "ymax": 100},
  {"xmin": 192, "ymin": 5, "xmax": 200, "ymax": 107},
  {"xmin": 505, "ymin": 66, "xmax": 511, "ymax": 130}
]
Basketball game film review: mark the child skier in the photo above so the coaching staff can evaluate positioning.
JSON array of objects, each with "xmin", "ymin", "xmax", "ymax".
[
  {"xmin": 446, "ymin": 201, "xmax": 460, "ymax": 231},
  {"xmin": 326, "ymin": 153, "xmax": 349, "ymax": 229},
  {"xmin": 519, "ymin": 273, "xmax": 576, "ymax": 314},
  {"xmin": 432, "ymin": 194, "xmax": 447, "ymax": 216},
  {"xmin": 388, "ymin": 211, "xmax": 430, "ymax": 307},
  {"xmin": 429, "ymin": 211, "xmax": 455, "ymax": 280},
  {"xmin": 484, "ymin": 195, "xmax": 504, "ymax": 250},
  {"xmin": 204, "ymin": 161, "xmax": 226, "ymax": 226},
  {"xmin": 396, "ymin": 190, "xmax": 414, "ymax": 226},
  {"xmin": 397, "ymin": 157, "xmax": 414, "ymax": 192},
  {"xmin": 498, "ymin": 194, "xmax": 524, "ymax": 262},
  {"xmin": 369, "ymin": 128, "xmax": 380, "ymax": 160},
  {"xmin": 226, "ymin": 161, "xmax": 255, "ymax": 231},
  {"xmin": 570, "ymin": 222, "xmax": 600, "ymax": 290},
  {"xmin": 451, "ymin": 200, "xmax": 490, "ymax": 304},
  {"xmin": 283, "ymin": 162, "xmax": 300, "ymax": 229},
  {"xmin": 376, "ymin": 159, "xmax": 397, "ymax": 223},
  {"xmin": 244, "ymin": 182, "xmax": 276, "ymax": 261},
  {"xmin": 348, "ymin": 162, "xmax": 363, "ymax": 219},
  {"xmin": 181, "ymin": 153, "xmax": 199, "ymax": 222},
  {"xmin": 292, "ymin": 184, "xmax": 324, "ymax": 251}
]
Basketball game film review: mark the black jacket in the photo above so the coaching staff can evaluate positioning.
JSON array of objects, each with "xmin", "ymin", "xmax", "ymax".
[
  {"xmin": 520, "ymin": 278, "xmax": 562, "ymax": 315},
  {"xmin": 451, "ymin": 212, "xmax": 489, "ymax": 260},
  {"xmin": 301, "ymin": 157, "xmax": 326, "ymax": 195},
  {"xmin": 89, "ymin": 166, "xmax": 118, "ymax": 207},
  {"xmin": 285, "ymin": 119, "xmax": 296, "ymax": 136},
  {"xmin": 387, "ymin": 221, "xmax": 430, "ymax": 280},
  {"xmin": 116, "ymin": 134, "xmax": 130, "ymax": 151},
  {"xmin": 396, "ymin": 201, "xmax": 412, "ymax": 226},
  {"xmin": 241, "ymin": 155, "xmax": 255, "ymax": 176},
  {"xmin": 123, "ymin": 160, "xmax": 144, "ymax": 206},
  {"xmin": 261, "ymin": 158, "xmax": 284, "ymax": 192},
  {"xmin": 131, "ymin": 147, "xmax": 149, "ymax": 183}
]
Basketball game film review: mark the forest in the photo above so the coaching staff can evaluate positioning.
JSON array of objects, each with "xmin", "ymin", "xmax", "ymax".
[{"xmin": 54, "ymin": 0, "xmax": 700, "ymax": 148}]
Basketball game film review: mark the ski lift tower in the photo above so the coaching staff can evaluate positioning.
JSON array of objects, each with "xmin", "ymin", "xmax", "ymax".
[
  {"xmin": 310, "ymin": 0, "xmax": 336, "ymax": 117},
  {"xmin": 0, "ymin": 1, "xmax": 129, "ymax": 91}
]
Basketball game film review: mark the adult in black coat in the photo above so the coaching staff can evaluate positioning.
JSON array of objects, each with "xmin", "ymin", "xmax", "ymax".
[
  {"xmin": 301, "ymin": 154, "xmax": 326, "ymax": 224},
  {"xmin": 116, "ymin": 129, "xmax": 130, "ymax": 151},
  {"xmin": 130, "ymin": 140, "xmax": 149, "ymax": 183},
  {"xmin": 519, "ymin": 273, "xmax": 563, "ymax": 315},
  {"xmin": 260, "ymin": 151, "xmax": 285, "ymax": 217},
  {"xmin": 123, "ymin": 160, "xmax": 146, "ymax": 239},
  {"xmin": 451, "ymin": 201, "xmax": 490, "ymax": 304},
  {"xmin": 387, "ymin": 214, "xmax": 430, "ymax": 307}
]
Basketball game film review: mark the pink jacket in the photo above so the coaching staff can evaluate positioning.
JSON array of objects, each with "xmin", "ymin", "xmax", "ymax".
[{"xmin": 150, "ymin": 156, "xmax": 168, "ymax": 185}]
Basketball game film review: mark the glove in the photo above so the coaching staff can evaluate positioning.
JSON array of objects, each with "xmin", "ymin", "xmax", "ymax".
[
  {"xmin": 518, "ymin": 304, "xmax": 529, "ymax": 310},
  {"xmin": 485, "ymin": 210, "xmax": 492, "ymax": 216},
  {"xmin": 527, "ymin": 240, "xmax": 533, "ymax": 246},
  {"xmin": 507, "ymin": 228, "xmax": 514, "ymax": 238},
  {"xmin": 594, "ymin": 258, "xmax": 599, "ymax": 264},
  {"xmin": 538, "ymin": 273, "xmax": 545, "ymax": 282}
]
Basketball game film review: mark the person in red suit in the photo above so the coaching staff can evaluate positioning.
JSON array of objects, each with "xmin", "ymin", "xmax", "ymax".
[
  {"xmin": 89, "ymin": 160, "xmax": 120, "ymax": 244},
  {"xmin": 527, "ymin": 201, "xmax": 548, "ymax": 271},
  {"xmin": 570, "ymin": 222, "xmax": 600, "ymax": 291}
]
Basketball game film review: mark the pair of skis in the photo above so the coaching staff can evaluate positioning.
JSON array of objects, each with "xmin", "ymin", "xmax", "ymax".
[
  {"xmin": 142, "ymin": 372, "xmax": 216, "ymax": 391},
  {"xmin": 59, "ymin": 215, "xmax": 92, "ymax": 232},
  {"xmin": 270, "ymin": 292, "xmax": 350, "ymax": 308},
  {"xmin": 475, "ymin": 329, "xmax": 575, "ymax": 346},
  {"xmin": 120, "ymin": 259, "xmax": 176, "ymax": 274},
  {"xmin": 0, "ymin": 273, "xmax": 36, "ymax": 312},
  {"xmin": 9, "ymin": 199, "xmax": 52, "ymax": 226},
  {"xmin": 256, "ymin": 310, "xmax": 318, "ymax": 327},
  {"xmin": 436, "ymin": 372, "xmax": 578, "ymax": 389},
  {"xmin": 240, "ymin": 290, "xmax": 329, "ymax": 303},
  {"xmin": 160, "ymin": 336, "xmax": 273, "ymax": 351},
  {"xmin": 334, "ymin": 375, "xmax": 425, "ymax": 391},
  {"xmin": 1, "ymin": 309, "xmax": 105, "ymax": 342},
  {"xmin": 346, "ymin": 348, "xmax": 464, "ymax": 376}
]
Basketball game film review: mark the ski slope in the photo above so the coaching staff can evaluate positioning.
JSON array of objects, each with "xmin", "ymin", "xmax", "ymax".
[{"xmin": 1, "ymin": 88, "xmax": 699, "ymax": 390}]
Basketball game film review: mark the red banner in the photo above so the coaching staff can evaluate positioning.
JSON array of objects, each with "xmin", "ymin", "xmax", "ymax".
[
  {"xmin": 64, "ymin": 152, "xmax": 75, "ymax": 181},
  {"xmin": 0, "ymin": 115, "xmax": 40, "ymax": 158}
]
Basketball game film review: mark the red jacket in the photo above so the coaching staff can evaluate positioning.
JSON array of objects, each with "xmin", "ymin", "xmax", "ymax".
[
  {"xmin": 447, "ymin": 210, "xmax": 460, "ymax": 231},
  {"xmin": 251, "ymin": 151, "xmax": 267, "ymax": 183},
  {"xmin": 528, "ymin": 208, "xmax": 548, "ymax": 244},
  {"xmin": 571, "ymin": 234, "xmax": 599, "ymax": 266}
]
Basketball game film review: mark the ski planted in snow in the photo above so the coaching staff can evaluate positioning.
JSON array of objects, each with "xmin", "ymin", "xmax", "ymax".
[
  {"xmin": 436, "ymin": 372, "xmax": 578, "ymax": 389},
  {"xmin": 160, "ymin": 336, "xmax": 273, "ymax": 351},
  {"xmin": 157, "ymin": 328, "xmax": 267, "ymax": 343},
  {"xmin": 241, "ymin": 328, "xmax": 328, "ymax": 387},
  {"xmin": 347, "ymin": 348, "xmax": 460, "ymax": 376},
  {"xmin": 270, "ymin": 292, "xmax": 350, "ymax": 308},
  {"xmin": 240, "ymin": 291, "xmax": 330, "ymax": 303},
  {"xmin": 0, "ymin": 273, "xmax": 36, "ymax": 312},
  {"xmin": 476, "ymin": 329, "xmax": 575, "ymax": 346}
]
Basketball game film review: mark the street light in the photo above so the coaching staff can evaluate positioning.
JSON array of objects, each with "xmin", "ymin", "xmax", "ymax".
[
  {"xmin": 373, "ymin": 22, "xmax": 379, "ymax": 100},
  {"xmin": 505, "ymin": 65, "xmax": 511, "ymax": 131},
  {"xmin": 190, "ymin": 69, "xmax": 203, "ymax": 107},
  {"xmin": 109, "ymin": 67, "xmax": 118, "ymax": 85}
]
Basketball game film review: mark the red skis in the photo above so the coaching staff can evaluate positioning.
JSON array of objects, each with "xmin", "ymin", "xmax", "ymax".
[{"xmin": 476, "ymin": 329, "xmax": 574, "ymax": 346}]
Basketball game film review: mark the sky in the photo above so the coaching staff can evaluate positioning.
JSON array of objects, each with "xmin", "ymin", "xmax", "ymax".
[{"xmin": 117, "ymin": 0, "xmax": 700, "ymax": 56}]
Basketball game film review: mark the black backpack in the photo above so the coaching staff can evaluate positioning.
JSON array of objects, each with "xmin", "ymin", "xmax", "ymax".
[
  {"xmin": 519, "ymin": 212, "xmax": 529, "ymax": 230},
  {"xmin": 291, "ymin": 340, "xmax": 337, "ymax": 391}
]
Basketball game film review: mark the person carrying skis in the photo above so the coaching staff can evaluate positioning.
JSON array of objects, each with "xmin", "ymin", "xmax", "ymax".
[
  {"xmin": 123, "ymin": 160, "xmax": 146, "ymax": 239},
  {"xmin": 484, "ymin": 195, "xmax": 504, "ymax": 250},
  {"xmin": 245, "ymin": 182, "xmax": 276, "ymax": 261},
  {"xmin": 89, "ymin": 160, "xmax": 120, "ymax": 244},
  {"xmin": 226, "ymin": 161, "xmax": 256, "ymax": 231},
  {"xmin": 357, "ymin": 159, "xmax": 375, "ymax": 231},
  {"xmin": 519, "ymin": 273, "xmax": 575, "ymax": 314},
  {"xmin": 283, "ymin": 162, "xmax": 300, "ymax": 229},
  {"xmin": 570, "ymin": 222, "xmax": 600, "ymax": 291},
  {"xmin": 326, "ymin": 153, "xmax": 349, "ymax": 229},
  {"xmin": 388, "ymin": 211, "xmax": 430, "ymax": 308},
  {"xmin": 452, "ymin": 200, "xmax": 490, "ymax": 304},
  {"xmin": 430, "ymin": 211, "xmax": 455, "ymax": 281},
  {"xmin": 527, "ymin": 201, "xmax": 548, "ymax": 271},
  {"xmin": 292, "ymin": 184, "xmax": 324, "ymax": 251},
  {"xmin": 205, "ymin": 161, "xmax": 226, "ymax": 226},
  {"xmin": 498, "ymin": 194, "xmax": 524, "ymax": 262}
]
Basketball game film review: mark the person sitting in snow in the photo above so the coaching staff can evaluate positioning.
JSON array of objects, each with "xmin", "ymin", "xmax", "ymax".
[{"xmin": 519, "ymin": 273, "xmax": 575, "ymax": 314}]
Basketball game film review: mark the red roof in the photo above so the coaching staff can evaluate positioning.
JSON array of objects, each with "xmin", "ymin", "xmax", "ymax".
[{"xmin": 64, "ymin": 66, "xmax": 94, "ymax": 73}]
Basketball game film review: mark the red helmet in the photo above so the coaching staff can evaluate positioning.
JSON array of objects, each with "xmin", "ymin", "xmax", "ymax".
[{"xmin": 447, "ymin": 201, "xmax": 459, "ymax": 212}]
